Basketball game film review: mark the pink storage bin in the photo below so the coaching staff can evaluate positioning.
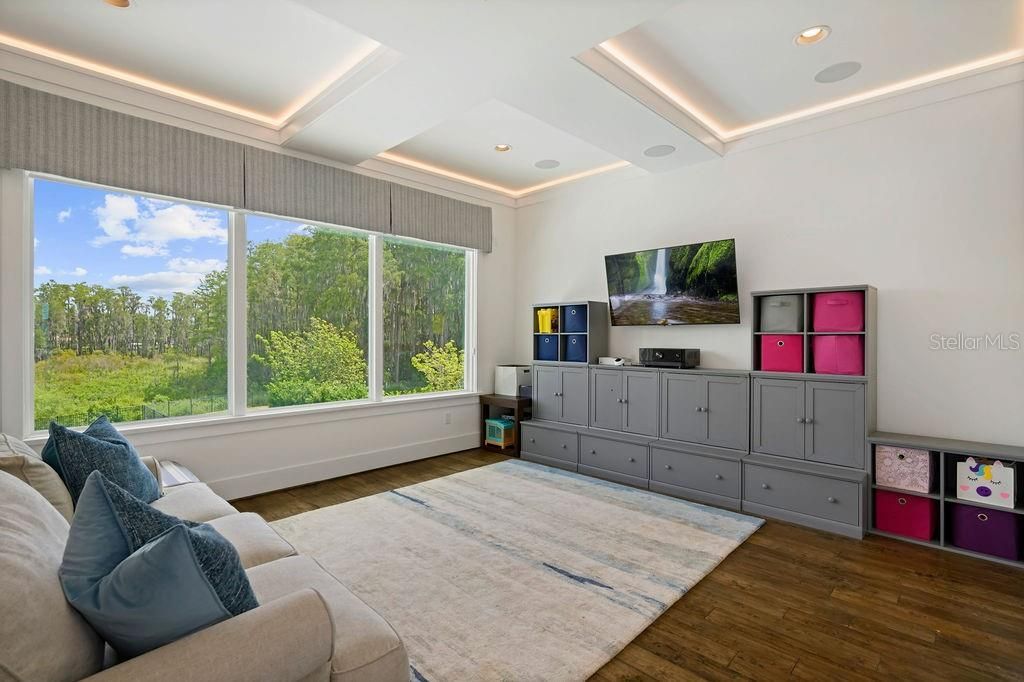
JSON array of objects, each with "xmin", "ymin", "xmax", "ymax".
[
  {"xmin": 874, "ymin": 490, "xmax": 938, "ymax": 541},
  {"xmin": 812, "ymin": 335, "xmax": 864, "ymax": 375},
  {"xmin": 760, "ymin": 335, "xmax": 803, "ymax": 372},
  {"xmin": 813, "ymin": 291, "xmax": 864, "ymax": 332},
  {"xmin": 874, "ymin": 446, "xmax": 934, "ymax": 493}
]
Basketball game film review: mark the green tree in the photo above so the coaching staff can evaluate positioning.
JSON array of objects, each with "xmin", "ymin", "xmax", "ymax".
[
  {"xmin": 410, "ymin": 340, "xmax": 464, "ymax": 392},
  {"xmin": 253, "ymin": 317, "xmax": 368, "ymax": 407}
]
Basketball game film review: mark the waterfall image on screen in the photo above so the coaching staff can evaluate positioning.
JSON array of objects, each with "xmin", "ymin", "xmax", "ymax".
[{"xmin": 604, "ymin": 238, "xmax": 740, "ymax": 326}]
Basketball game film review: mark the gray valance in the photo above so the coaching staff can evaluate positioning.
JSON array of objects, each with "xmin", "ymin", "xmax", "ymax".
[
  {"xmin": 243, "ymin": 146, "xmax": 390, "ymax": 234},
  {"xmin": 1, "ymin": 79, "xmax": 492, "ymax": 252},
  {"xmin": 0, "ymin": 80, "xmax": 244, "ymax": 207},
  {"xmin": 390, "ymin": 183, "xmax": 492, "ymax": 252}
]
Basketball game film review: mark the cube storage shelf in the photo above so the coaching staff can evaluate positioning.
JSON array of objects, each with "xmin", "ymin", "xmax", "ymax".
[
  {"xmin": 868, "ymin": 431, "xmax": 1024, "ymax": 568},
  {"xmin": 531, "ymin": 301, "xmax": 609, "ymax": 364},
  {"xmin": 751, "ymin": 285, "xmax": 877, "ymax": 378}
]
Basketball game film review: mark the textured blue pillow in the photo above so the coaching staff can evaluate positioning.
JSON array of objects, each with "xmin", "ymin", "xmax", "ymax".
[
  {"xmin": 60, "ymin": 471, "xmax": 258, "ymax": 658},
  {"xmin": 42, "ymin": 415, "xmax": 160, "ymax": 505}
]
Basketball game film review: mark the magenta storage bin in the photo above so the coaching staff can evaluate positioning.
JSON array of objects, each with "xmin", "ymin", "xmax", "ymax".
[
  {"xmin": 874, "ymin": 446, "xmax": 934, "ymax": 493},
  {"xmin": 813, "ymin": 291, "xmax": 864, "ymax": 332},
  {"xmin": 874, "ymin": 490, "xmax": 938, "ymax": 541},
  {"xmin": 812, "ymin": 335, "xmax": 864, "ymax": 375},
  {"xmin": 760, "ymin": 335, "xmax": 803, "ymax": 372},
  {"xmin": 951, "ymin": 504, "xmax": 1021, "ymax": 560}
]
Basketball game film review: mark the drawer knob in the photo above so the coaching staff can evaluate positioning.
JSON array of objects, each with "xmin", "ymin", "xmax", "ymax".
[
  {"xmin": 628, "ymin": 457, "xmax": 636, "ymax": 463},
  {"xmin": 590, "ymin": 449, "xmax": 596, "ymax": 455},
  {"xmin": 622, "ymin": 399, "xmax": 628, "ymax": 405},
  {"xmin": 714, "ymin": 473, "xmax": 723, "ymax": 480},
  {"xmin": 561, "ymin": 444, "xmax": 567, "ymax": 449},
  {"xmin": 695, "ymin": 406, "xmax": 702, "ymax": 412},
  {"xmin": 827, "ymin": 496, "xmax": 836, "ymax": 503},
  {"xmin": 761, "ymin": 483, "xmax": 770, "ymax": 490},
  {"xmin": 796, "ymin": 417, "xmax": 805, "ymax": 424},
  {"xmin": 805, "ymin": 418, "xmax": 814, "ymax": 425},
  {"xmin": 665, "ymin": 464, "xmax": 672, "ymax": 470},
  {"xmin": 529, "ymin": 438, "xmax": 535, "ymax": 443}
]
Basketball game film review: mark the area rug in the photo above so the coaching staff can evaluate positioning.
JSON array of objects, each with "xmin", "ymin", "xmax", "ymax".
[{"xmin": 271, "ymin": 459, "xmax": 763, "ymax": 681}]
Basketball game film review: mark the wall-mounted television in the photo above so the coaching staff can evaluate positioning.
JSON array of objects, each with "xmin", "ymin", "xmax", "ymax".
[{"xmin": 604, "ymin": 238, "xmax": 740, "ymax": 326}]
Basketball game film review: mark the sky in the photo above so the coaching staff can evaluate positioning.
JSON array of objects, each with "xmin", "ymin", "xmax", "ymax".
[{"xmin": 33, "ymin": 178, "xmax": 304, "ymax": 299}]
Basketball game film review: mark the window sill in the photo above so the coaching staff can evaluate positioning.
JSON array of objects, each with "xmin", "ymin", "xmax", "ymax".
[{"xmin": 23, "ymin": 390, "xmax": 481, "ymax": 448}]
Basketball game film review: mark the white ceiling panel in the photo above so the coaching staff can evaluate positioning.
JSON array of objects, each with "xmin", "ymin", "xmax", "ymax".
[
  {"xmin": 609, "ymin": 0, "xmax": 1023, "ymax": 133},
  {"xmin": 0, "ymin": 0, "xmax": 378, "ymax": 121},
  {"xmin": 386, "ymin": 99, "xmax": 622, "ymax": 191}
]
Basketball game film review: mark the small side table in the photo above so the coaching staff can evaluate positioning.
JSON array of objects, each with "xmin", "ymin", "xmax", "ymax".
[{"xmin": 479, "ymin": 394, "xmax": 532, "ymax": 457}]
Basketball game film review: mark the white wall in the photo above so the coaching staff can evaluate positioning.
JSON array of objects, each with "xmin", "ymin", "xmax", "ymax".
[{"xmin": 514, "ymin": 82, "xmax": 1024, "ymax": 446}]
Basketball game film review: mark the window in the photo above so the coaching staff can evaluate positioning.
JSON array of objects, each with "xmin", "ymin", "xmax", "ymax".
[
  {"xmin": 246, "ymin": 216, "xmax": 369, "ymax": 409},
  {"xmin": 23, "ymin": 175, "xmax": 474, "ymax": 432},
  {"xmin": 32, "ymin": 178, "xmax": 229, "ymax": 429},
  {"xmin": 383, "ymin": 237, "xmax": 467, "ymax": 396}
]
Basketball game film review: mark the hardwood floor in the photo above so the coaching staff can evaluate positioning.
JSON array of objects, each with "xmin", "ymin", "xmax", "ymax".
[{"xmin": 236, "ymin": 449, "xmax": 1024, "ymax": 681}]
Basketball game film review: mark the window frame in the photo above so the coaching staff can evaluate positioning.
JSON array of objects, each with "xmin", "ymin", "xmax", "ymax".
[{"xmin": 6, "ymin": 170, "xmax": 478, "ymax": 438}]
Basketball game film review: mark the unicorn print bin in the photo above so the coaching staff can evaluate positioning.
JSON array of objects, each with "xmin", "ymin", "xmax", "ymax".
[{"xmin": 956, "ymin": 457, "xmax": 1016, "ymax": 509}]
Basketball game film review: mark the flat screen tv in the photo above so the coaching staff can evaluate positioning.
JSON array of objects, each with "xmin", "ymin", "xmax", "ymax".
[{"xmin": 605, "ymin": 238, "xmax": 740, "ymax": 326}]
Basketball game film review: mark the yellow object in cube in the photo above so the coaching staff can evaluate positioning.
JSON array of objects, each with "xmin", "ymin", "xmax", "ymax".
[{"xmin": 537, "ymin": 308, "xmax": 552, "ymax": 333}]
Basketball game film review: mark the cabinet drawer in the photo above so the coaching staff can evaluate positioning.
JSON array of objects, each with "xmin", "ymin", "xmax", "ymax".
[
  {"xmin": 651, "ymin": 447, "xmax": 740, "ymax": 499},
  {"xmin": 522, "ymin": 424, "xmax": 577, "ymax": 463},
  {"xmin": 743, "ymin": 464, "xmax": 860, "ymax": 526},
  {"xmin": 580, "ymin": 434, "xmax": 649, "ymax": 479}
]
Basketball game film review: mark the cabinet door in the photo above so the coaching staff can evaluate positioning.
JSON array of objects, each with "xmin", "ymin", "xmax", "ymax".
[
  {"xmin": 751, "ymin": 378, "xmax": 805, "ymax": 459},
  {"xmin": 705, "ymin": 375, "xmax": 749, "ymax": 451},
  {"xmin": 533, "ymin": 366, "xmax": 562, "ymax": 422},
  {"xmin": 805, "ymin": 381, "xmax": 865, "ymax": 468},
  {"xmin": 590, "ymin": 369, "xmax": 623, "ymax": 431},
  {"xmin": 560, "ymin": 367, "xmax": 589, "ymax": 426},
  {"xmin": 660, "ymin": 373, "xmax": 705, "ymax": 443},
  {"xmin": 622, "ymin": 371, "xmax": 659, "ymax": 436}
]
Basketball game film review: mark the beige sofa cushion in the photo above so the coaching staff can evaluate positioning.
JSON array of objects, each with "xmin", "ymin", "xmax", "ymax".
[
  {"xmin": 0, "ymin": 432, "xmax": 75, "ymax": 522},
  {"xmin": 207, "ymin": 512, "xmax": 298, "ymax": 569},
  {"xmin": 150, "ymin": 481, "xmax": 238, "ymax": 522},
  {"xmin": 0, "ymin": 471, "xmax": 104, "ymax": 681},
  {"xmin": 247, "ymin": 556, "xmax": 409, "ymax": 682}
]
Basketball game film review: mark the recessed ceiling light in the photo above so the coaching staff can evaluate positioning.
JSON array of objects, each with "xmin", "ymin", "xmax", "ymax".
[
  {"xmin": 534, "ymin": 159, "xmax": 561, "ymax": 170},
  {"xmin": 104, "ymin": 0, "xmax": 131, "ymax": 7},
  {"xmin": 794, "ymin": 25, "xmax": 830, "ymax": 46},
  {"xmin": 643, "ymin": 144, "xmax": 676, "ymax": 158},
  {"xmin": 494, "ymin": 144, "xmax": 512, "ymax": 152},
  {"xmin": 815, "ymin": 61, "xmax": 862, "ymax": 83}
]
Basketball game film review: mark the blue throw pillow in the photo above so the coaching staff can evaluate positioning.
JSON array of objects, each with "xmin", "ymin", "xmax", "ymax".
[
  {"xmin": 42, "ymin": 415, "xmax": 160, "ymax": 505},
  {"xmin": 60, "ymin": 471, "xmax": 258, "ymax": 658}
]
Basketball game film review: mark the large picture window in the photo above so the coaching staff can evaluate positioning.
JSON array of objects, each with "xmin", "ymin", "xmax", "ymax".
[
  {"xmin": 26, "ymin": 176, "xmax": 473, "ymax": 431},
  {"xmin": 33, "ymin": 178, "xmax": 229, "ymax": 429},
  {"xmin": 383, "ymin": 237, "xmax": 467, "ymax": 396}
]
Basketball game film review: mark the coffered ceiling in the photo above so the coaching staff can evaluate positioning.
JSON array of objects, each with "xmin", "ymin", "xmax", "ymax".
[{"xmin": 0, "ymin": 0, "xmax": 1021, "ymax": 206}]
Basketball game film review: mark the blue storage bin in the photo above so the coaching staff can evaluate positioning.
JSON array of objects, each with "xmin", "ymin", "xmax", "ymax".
[
  {"xmin": 564, "ymin": 334, "xmax": 587, "ymax": 363},
  {"xmin": 535, "ymin": 334, "xmax": 558, "ymax": 361},
  {"xmin": 563, "ymin": 305, "xmax": 588, "ymax": 333}
]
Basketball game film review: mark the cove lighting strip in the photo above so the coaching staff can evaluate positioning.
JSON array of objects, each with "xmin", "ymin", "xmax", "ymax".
[
  {"xmin": 377, "ymin": 152, "xmax": 631, "ymax": 199},
  {"xmin": 0, "ymin": 32, "xmax": 381, "ymax": 128}
]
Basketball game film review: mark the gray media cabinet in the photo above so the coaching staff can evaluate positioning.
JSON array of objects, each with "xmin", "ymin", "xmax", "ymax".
[{"xmin": 524, "ymin": 286, "xmax": 877, "ymax": 539}]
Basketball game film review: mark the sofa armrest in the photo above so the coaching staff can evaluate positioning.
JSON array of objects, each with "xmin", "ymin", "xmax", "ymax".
[
  {"xmin": 82, "ymin": 589, "xmax": 334, "ymax": 682},
  {"xmin": 140, "ymin": 456, "xmax": 163, "ymax": 496}
]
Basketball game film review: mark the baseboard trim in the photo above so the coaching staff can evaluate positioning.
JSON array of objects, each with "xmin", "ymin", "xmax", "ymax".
[{"xmin": 209, "ymin": 432, "xmax": 480, "ymax": 500}]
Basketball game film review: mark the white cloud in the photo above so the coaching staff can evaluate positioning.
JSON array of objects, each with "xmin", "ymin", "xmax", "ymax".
[
  {"xmin": 110, "ymin": 271, "xmax": 205, "ymax": 296},
  {"xmin": 57, "ymin": 208, "xmax": 72, "ymax": 223},
  {"xmin": 91, "ymin": 193, "xmax": 226, "ymax": 247},
  {"xmin": 166, "ymin": 257, "xmax": 225, "ymax": 274},
  {"xmin": 93, "ymin": 194, "xmax": 139, "ymax": 244},
  {"xmin": 121, "ymin": 244, "xmax": 168, "ymax": 258},
  {"xmin": 34, "ymin": 265, "xmax": 52, "ymax": 276},
  {"xmin": 65, "ymin": 267, "xmax": 88, "ymax": 277}
]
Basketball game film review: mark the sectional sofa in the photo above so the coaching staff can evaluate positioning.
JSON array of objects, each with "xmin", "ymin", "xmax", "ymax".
[{"xmin": 0, "ymin": 433, "xmax": 409, "ymax": 682}]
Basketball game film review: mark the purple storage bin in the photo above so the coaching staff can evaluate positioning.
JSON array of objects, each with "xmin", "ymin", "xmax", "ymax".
[
  {"xmin": 950, "ymin": 504, "xmax": 1021, "ymax": 561},
  {"xmin": 812, "ymin": 291, "xmax": 865, "ymax": 332}
]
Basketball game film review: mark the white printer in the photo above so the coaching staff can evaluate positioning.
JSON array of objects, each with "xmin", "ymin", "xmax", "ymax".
[{"xmin": 494, "ymin": 365, "xmax": 532, "ymax": 396}]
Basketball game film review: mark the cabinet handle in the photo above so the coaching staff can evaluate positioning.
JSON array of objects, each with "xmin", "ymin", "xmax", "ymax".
[
  {"xmin": 622, "ymin": 399, "xmax": 628, "ymax": 405},
  {"xmin": 714, "ymin": 473, "xmax": 723, "ymax": 480},
  {"xmin": 695, "ymin": 406, "xmax": 702, "ymax": 412},
  {"xmin": 616, "ymin": 398, "xmax": 622, "ymax": 403},
  {"xmin": 561, "ymin": 444, "xmax": 567, "ymax": 449},
  {"xmin": 529, "ymin": 438, "xmax": 535, "ymax": 443},
  {"xmin": 827, "ymin": 496, "xmax": 836, "ymax": 503},
  {"xmin": 665, "ymin": 464, "xmax": 672, "ymax": 470},
  {"xmin": 628, "ymin": 457, "xmax": 636, "ymax": 463},
  {"xmin": 805, "ymin": 418, "xmax": 814, "ymax": 425},
  {"xmin": 796, "ymin": 417, "xmax": 805, "ymax": 424},
  {"xmin": 761, "ymin": 483, "xmax": 770, "ymax": 490},
  {"xmin": 590, "ymin": 449, "xmax": 596, "ymax": 455}
]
